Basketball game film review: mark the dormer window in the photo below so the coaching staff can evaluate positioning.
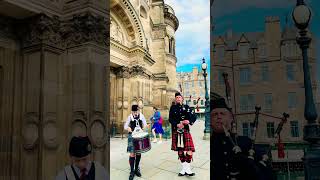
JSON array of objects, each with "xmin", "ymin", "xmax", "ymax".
[
  {"xmin": 239, "ymin": 44, "xmax": 249, "ymax": 60},
  {"xmin": 215, "ymin": 46, "xmax": 225, "ymax": 62},
  {"xmin": 258, "ymin": 43, "xmax": 267, "ymax": 57}
]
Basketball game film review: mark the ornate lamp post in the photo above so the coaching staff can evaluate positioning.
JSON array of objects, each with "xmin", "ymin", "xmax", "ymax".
[
  {"xmin": 292, "ymin": 0, "xmax": 320, "ymax": 179},
  {"xmin": 202, "ymin": 58, "xmax": 210, "ymax": 140}
]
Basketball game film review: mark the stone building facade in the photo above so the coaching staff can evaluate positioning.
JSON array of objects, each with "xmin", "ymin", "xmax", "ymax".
[
  {"xmin": 0, "ymin": 0, "xmax": 109, "ymax": 179},
  {"xmin": 110, "ymin": 0, "xmax": 179, "ymax": 131},
  {"xmin": 212, "ymin": 16, "xmax": 317, "ymax": 178},
  {"xmin": 177, "ymin": 67, "xmax": 209, "ymax": 118}
]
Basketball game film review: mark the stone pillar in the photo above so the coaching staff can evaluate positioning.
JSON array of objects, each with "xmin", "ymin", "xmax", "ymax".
[{"xmin": 17, "ymin": 12, "xmax": 109, "ymax": 179}]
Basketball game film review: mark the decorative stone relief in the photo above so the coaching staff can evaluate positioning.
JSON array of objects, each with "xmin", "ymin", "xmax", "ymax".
[
  {"xmin": 71, "ymin": 120, "xmax": 87, "ymax": 137},
  {"xmin": 19, "ymin": 12, "xmax": 109, "ymax": 48},
  {"xmin": 90, "ymin": 116, "xmax": 106, "ymax": 148},
  {"xmin": 138, "ymin": 99, "xmax": 143, "ymax": 108},
  {"xmin": 43, "ymin": 121, "xmax": 59, "ymax": 149},
  {"xmin": 110, "ymin": 18, "xmax": 124, "ymax": 44},
  {"xmin": 22, "ymin": 113, "xmax": 39, "ymax": 150},
  {"xmin": 123, "ymin": 101, "xmax": 129, "ymax": 109}
]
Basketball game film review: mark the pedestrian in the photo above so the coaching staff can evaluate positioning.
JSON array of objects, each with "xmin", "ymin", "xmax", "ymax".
[
  {"xmin": 124, "ymin": 105, "xmax": 147, "ymax": 180},
  {"xmin": 150, "ymin": 107, "xmax": 164, "ymax": 143},
  {"xmin": 55, "ymin": 136, "xmax": 108, "ymax": 180},
  {"xmin": 169, "ymin": 92, "xmax": 197, "ymax": 176}
]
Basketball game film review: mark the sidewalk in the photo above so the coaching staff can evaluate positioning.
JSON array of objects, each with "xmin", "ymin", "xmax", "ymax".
[{"xmin": 110, "ymin": 119, "xmax": 210, "ymax": 180}]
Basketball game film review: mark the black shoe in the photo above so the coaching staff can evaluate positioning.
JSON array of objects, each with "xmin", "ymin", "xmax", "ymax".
[
  {"xmin": 135, "ymin": 168, "xmax": 142, "ymax": 177},
  {"xmin": 178, "ymin": 172, "xmax": 185, "ymax": 176},
  {"xmin": 185, "ymin": 172, "xmax": 195, "ymax": 176},
  {"xmin": 129, "ymin": 171, "xmax": 135, "ymax": 180}
]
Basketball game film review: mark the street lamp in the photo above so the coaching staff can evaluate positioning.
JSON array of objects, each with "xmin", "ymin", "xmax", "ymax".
[
  {"xmin": 292, "ymin": 0, "xmax": 320, "ymax": 179},
  {"xmin": 201, "ymin": 58, "xmax": 210, "ymax": 140}
]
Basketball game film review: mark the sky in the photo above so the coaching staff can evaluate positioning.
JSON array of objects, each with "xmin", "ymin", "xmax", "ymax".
[
  {"xmin": 165, "ymin": 0, "xmax": 210, "ymax": 73},
  {"xmin": 212, "ymin": 0, "xmax": 320, "ymax": 84}
]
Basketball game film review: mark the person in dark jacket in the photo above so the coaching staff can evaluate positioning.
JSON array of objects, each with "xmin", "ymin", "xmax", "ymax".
[
  {"xmin": 169, "ymin": 92, "xmax": 197, "ymax": 176},
  {"xmin": 211, "ymin": 98, "xmax": 273, "ymax": 180},
  {"xmin": 55, "ymin": 136, "xmax": 108, "ymax": 180}
]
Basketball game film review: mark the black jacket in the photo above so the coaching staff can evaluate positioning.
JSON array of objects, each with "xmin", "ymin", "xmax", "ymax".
[
  {"xmin": 211, "ymin": 133, "xmax": 274, "ymax": 180},
  {"xmin": 169, "ymin": 104, "xmax": 197, "ymax": 131}
]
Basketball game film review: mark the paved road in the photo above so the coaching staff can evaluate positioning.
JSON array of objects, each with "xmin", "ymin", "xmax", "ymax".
[{"xmin": 110, "ymin": 119, "xmax": 210, "ymax": 180}]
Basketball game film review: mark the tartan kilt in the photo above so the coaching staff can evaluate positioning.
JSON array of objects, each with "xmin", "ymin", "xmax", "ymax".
[
  {"xmin": 171, "ymin": 129, "xmax": 195, "ymax": 152},
  {"xmin": 127, "ymin": 133, "xmax": 134, "ymax": 153}
]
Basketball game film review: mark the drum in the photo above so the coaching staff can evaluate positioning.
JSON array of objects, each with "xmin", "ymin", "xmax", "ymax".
[{"xmin": 132, "ymin": 132, "xmax": 151, "ymax": 153}]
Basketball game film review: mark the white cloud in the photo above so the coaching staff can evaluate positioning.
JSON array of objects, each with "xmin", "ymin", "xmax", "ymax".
[{"xmin": 165, "ymin": 0, "xmax": 210, "ymax": 67}]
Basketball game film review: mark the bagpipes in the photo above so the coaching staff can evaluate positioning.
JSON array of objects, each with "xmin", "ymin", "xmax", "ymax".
[{"xmin": 221, "ymin": 73, "xmax": 289, "ymax": 162}]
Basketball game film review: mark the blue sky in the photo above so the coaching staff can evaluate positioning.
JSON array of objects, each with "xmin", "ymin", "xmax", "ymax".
[
  {"xmin": 212, "ymin": 0, "xmax": 320, "ymax": 83},
  {"xmin": 165, "ymin": 0, "xmax": 210, "ymax": 73}
]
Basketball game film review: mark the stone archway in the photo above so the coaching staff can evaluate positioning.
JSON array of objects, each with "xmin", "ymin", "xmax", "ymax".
[{"xmin": 110, "ymin": 0, "xmax": 147, "ymax": 48}]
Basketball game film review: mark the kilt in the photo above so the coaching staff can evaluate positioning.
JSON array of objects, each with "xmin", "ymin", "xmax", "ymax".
[
  {"xmin": 152, "ymin": 122, "xmax": 164, "ymax": 134},
  {"xmin": 127, "ymin": 133, "xmax": 134, "ymax": 153},
  {"xmin": 171, "ymin": 129, "xmax": 195, "ymax": 152}
]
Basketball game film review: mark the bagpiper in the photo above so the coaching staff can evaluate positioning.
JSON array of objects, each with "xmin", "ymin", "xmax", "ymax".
[{"xmin": 169, "ymin": 92, "xmax": 197, "ymax": 176}]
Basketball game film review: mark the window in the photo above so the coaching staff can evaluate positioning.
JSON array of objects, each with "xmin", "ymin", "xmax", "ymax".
[
  {"xmin": 259, "ymin": 44, "xmax": 267, "ymax": 57},
  {"xmin": 242, "ymin": 122, "xmax": 254, "ymax": 137},
  {"xmin": 185, "ymin": 82, "xmax": 189, "ymax": 89},
  {"xmin": 201, "ymin": 100, "xmax": 204, "ymax": 105},
  {"xmin": 193, "ymin": 100, "xmax": 197, "ymax": 105},
  {"xmin": 288, "ymin": 92, "xmax": 297, "ymax": 109},
  {"xmin": 239, "ymin": 45, "xmax": 249, "ymax": 60},
  {"xmin": 192, "ymin": 81, "xmax": 194, "ymax": 87},
  {"xmin": 240, "ymin": 94, "xmax": 255, "ymax": 112},
  {"xmin": 264, "ymin": 93, "xmax": 272, "ymax": 112},
  {"xmin": 286, "ymin": 64, "xmax": 295, "ymax": 81},
  {"xmin": 261, "ymin": 65, "xmax": 269, "ymax": 81},
  {"xmin": 267, "ymin": 122, "xmax": 275, "ymax": 138},
  {"xmin": 239, "ymin": 67, "xmax": 251, "ymax": 85},
  {"xmin": 199, "ymin": 81, "xmax": 202, "ymax": 87},
  {"xmin": 290, "ymin": 121, "xmax": 299, "ymax": 137},
  {"xmin": 216, "ymin": 46, "xmax": 225, "ymax": 62}
]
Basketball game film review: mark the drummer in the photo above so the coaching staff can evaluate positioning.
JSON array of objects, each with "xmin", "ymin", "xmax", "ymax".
[{"xmin": 124, "ymin": 104, "xmax": 147, "ymax": 180}]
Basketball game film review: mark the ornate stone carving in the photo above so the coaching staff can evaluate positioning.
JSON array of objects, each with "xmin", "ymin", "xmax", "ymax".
[
  {"xmin": 90, "ymin": 112, "xmax": 106, "ymax": 148},
  {"xmin": 0, "ymin": 15, "xmax": 16, "ymax": 39},
  {"xmin": 42, "ymin": 113, "xmax": 59, "ymax": 149},
  {"xmin": 22, "ymin": 113, "xmax": 39, "ymax": 150},
  {"xmin": 130, "ymin": 65, "xmax": 150, "ymax": 78},
  {"xmin": 43, "ymin": 121, "xmax": 59, "ymax": 149},
  {"xmin": 71, "ymin": 120, "xmax": 87, "ymax": 137},
  {"xmin": 110, "ymin": 18, "xmax": 124, "ymax": 44},
  {"xmin": 21, "ymin": 14, "xmax": 63, "ymax": 47},
  {"xmin": 62, "ymin": 12, "xmax": 109, "ymax": 47},
  {"xmin": 116, "ymin": 66, "xmax": 130, "ymax": 78},
  {"xmin": 20, "ymin": 12, "xmax": 109, "ymax": 48},
  {"xmin": 72, "ymin": 111, "xmax": 87, "ymax": 136}
]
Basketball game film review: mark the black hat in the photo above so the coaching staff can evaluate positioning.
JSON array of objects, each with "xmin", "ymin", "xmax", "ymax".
[
  {"xmin": 211, "ymin": 98, "xmax": 231, "ymax": 111},
  {"xmin": 131, "ymin": 104, "xmax": 139, "ymax": 111},
  {"xmin": 69, "ymin": 136, "xmax": 92, "ymax": 157},
  {"xmin": 175, "ymin": 92, "xmax": 182, "ymax": 97}
]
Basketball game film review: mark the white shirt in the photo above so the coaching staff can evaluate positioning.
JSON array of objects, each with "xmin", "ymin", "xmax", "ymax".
[
  {"xmin": 124, "ymin": 113, "xmax": 147, "ymax": 130},
  {"xmin": 55, "ymin": 161, "xmax": 108, "ymax": 180}
]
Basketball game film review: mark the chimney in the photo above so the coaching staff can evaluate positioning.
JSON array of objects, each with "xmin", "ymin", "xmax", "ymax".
[{"xmin": 265, "ymin": 16, "xmax": 281, "ymax": 58}]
